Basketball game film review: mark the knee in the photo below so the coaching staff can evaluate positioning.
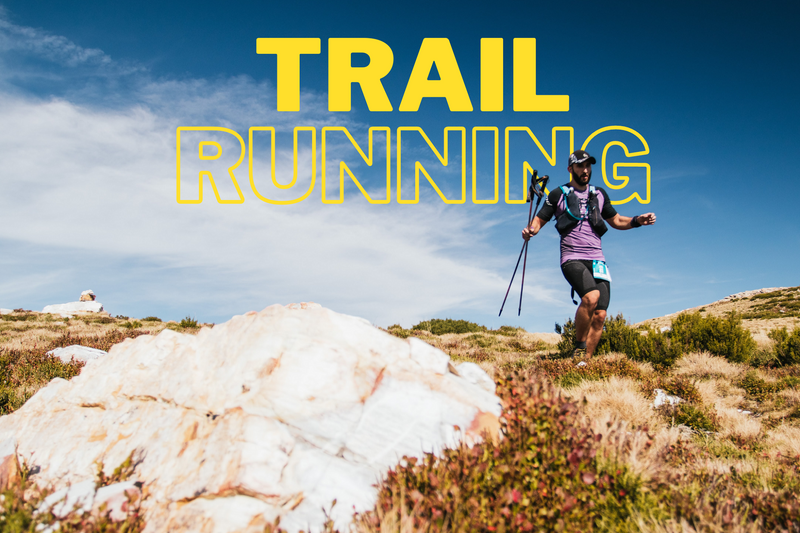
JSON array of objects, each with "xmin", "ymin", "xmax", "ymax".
[
  {"xmin": 592, "ymin": 310, "xmax": 607, "ymax": 327},
  {"xmin": 581, "ymin": 291, "xmax": 599, "ymax": 311}
]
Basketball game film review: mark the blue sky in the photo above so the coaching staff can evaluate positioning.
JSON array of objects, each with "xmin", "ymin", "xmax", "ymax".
[{"xmin": 0, "ymin": 1, "xmax": 797, "ymax": 330}]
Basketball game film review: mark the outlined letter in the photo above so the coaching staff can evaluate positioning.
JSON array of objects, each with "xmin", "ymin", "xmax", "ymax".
[
  {"xmin": 248, "ymin": 127, "xmax": 316, "ymax": 205},
  {"xmin": 256, "ymin": 38, "xmax": 321, "ymax": 111},
  {"xmin": 504, "ymin": 127, "xmax": 574, "ymax": 204},
  {"xmin": 582, "ymin": 126, "xmax": 650, "ymax": 205},
  {"xmin": 399, "ymin": 39, "xmax": 473, "ymax": 112},
  {"xmin": 472, "ymin": 127, "xmax": 500, "ymax": 204},
  {"xmin": 329, "ymin": 38, "xmax": 394, "ymax": 111},
  {"xmin": 397, "ymin": 127, "xmax": 466, "ymax": 204},
  {"xmin": 321, "ymin": 127, "xmax": 391, "ymax": 204},
  {"xmin": 176, "ymin": 127, "xmax": 245, "ymax": 204}
]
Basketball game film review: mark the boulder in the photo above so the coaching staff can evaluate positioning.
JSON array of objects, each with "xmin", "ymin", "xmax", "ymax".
[
  {"xmin": 0, "ymin": 303, "xmax": 501, "ymax": 533},
  {"xmin": 47, "ymin": 346, "xmax": 108, "ymax": 364},
  {"xmin": 80, "ymin": 290, "xmax": 97, "ymax": 302},
  {"xmin": 42, "ymin": 301, "xmax": 104, "ymax": 317}
]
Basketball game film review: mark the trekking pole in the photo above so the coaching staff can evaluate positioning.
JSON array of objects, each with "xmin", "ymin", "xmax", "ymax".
[
  {"xmin": 498, "ymin": 171, "xmax": 549, "ymax": 316},
  {"xmin": 518, "ymin": 174, "xmax": 548, "ymax": 315}
]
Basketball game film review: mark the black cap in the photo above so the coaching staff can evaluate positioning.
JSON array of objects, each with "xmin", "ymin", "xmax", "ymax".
[{"xmin": 568, "ymin": 150, "xmax": 597, "ymax": 166}]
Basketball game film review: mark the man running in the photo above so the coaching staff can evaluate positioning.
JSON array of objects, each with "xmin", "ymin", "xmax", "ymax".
[{"xmin": 522, "ymin": 150, "xmax": 656, "ymax": 358}]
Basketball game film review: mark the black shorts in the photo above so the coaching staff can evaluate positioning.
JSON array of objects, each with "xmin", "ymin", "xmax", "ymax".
[{"xmin": 560, "ymin": 259, "xmax": 611, "ymax": 311}]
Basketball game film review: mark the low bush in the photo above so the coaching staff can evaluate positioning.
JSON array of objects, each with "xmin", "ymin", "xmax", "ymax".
[
  {"xmin": 556, "ymin": 315, "xmax": 681, "ymax": 368},
  {"xmin": 768, "ymin": 327, "xmax": 800, "ymax": 366},
  {"xmin": 487, "ymin": 325, "xmax": 525, "ymax": 336},
  {"xmin": 0, "ymin": 456, "xmax": 145, "ymax": 532},
  {"xmin": 364, "ymin": 372, "xmax": 648, "ymax": 532},
  {"xmin": 410, "ymin": 318, "xmax": 485, "ymax": 335},
  {"xmin": 673, "ymin": 403, "xmax": 719, "ymax": 432},
  {"xmin": 670, "ymin": 312, "xmax": 756, "ymax": 364},
  {"xmin": 737, "ymin": 371, "xmax": 784, "ymax": 402},
  {"xmin": 386, "ymin": 324, "xmax": 412, "ymax": 339},
  {"xmin": 179, "ymin": 316, "xmax": 198, "ymax": 328}
]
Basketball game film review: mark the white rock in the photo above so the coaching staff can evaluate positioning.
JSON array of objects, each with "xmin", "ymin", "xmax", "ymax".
[
  {"xmin": 80, "ymin": 290, "xmax": 96, "ymax": 302},
  {"xmin": 0, "ymin": 304, "xmax": 501, "ymax": 533},
  {"xmin": 42, "ymin": 302, "xmax": 104, "ymax": 317},
  {"xmin": 39, "ymin": 479, "xmax": 97, "ymax": 518},
  {"xmin": 455, "ymin": 362, "xmax": 496, "ymax": 393},
  {"xmin": 576, "ymin": 361, "xmax": 587, "ymax": 368},
  {"xmin": 0, "ymin": 308, "xmax": 13, "ymax": 315},
  {"xmin": 94, "ymin": 481, "xmax": 141, "ymax": 521},
  {"xmin": 660, "ymin": 326, "xmax": 671, "ymax": 333},
  {"xmin": 47, "ymin": 346, "xmax": 108, "ymax": 364},
  {"xmin": 653, "ymin": 389, "xmax": 682, "ymax": 408}
]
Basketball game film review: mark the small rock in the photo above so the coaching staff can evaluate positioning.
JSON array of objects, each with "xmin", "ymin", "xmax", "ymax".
[
  {"xmin": 39, "ymin": 479, "xmax": 97, "ymax": 518},
  {"xmin": 47, "ymin": 346, "xmax": 108, "ymax": 364},
  {"xmin": 93, "ymin": 481, "xmax": 141, "ymax": 521},
  {"xmin": 576, "ymin": 361, "xmax": 587, "ymax": 368},
  {"xmin": 80, "ymin": 290, "xmax": 96, "ymax": 302},
  {"xmin": 653, "ymin": 389, "xmax": 682, "ymax": 408}
]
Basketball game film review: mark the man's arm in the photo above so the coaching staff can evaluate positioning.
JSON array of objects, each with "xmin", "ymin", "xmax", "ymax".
[
  {"xmin": 522, "ymin": 215, "xmax": 548, "ymax": 240},
  {"xmin": 606, "ymin": 212, "xmax": 656, "ymax": 230}
]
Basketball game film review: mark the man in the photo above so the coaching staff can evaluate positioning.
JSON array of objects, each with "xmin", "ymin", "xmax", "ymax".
[{"xmin": 522, "ymin": 150, "xmax": 656, "ymax": 358}]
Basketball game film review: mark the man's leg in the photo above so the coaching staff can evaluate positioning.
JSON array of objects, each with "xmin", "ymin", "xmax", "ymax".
[
  {"xmin": 585, "ymin": 281, "xmax": 611, "ymax": 356},
  {"xmin": 586, "ymin": 309, "xmax": 607, "ymax": 356},
  {"xmin": 574, "ymin": 290, "xmax": 600, "ymax": 346}
]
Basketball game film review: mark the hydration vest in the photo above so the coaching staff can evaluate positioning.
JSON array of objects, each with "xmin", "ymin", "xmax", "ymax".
[{"xmin": 554, "ymin": 185, "xmax": 608, "ymax": 238}]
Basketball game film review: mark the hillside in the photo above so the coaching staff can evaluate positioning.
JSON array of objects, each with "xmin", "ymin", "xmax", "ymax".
[
  {"xmin": 637, "ymin": 286, "xmax": 800, "ymax": 346},
  {"xmin": 0, "ymin": 290, "xmax": 799, "ymax": 531}
]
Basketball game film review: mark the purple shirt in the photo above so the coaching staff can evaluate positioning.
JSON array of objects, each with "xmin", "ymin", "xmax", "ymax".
[{"xmin": 536, "ymin": 185, "xmax": 617, "ymax": 265}]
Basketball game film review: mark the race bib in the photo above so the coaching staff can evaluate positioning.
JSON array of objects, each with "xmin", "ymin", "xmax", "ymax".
[{"xmin": 592, "ymin": 260, "xmax": 612, "ymax": 282}]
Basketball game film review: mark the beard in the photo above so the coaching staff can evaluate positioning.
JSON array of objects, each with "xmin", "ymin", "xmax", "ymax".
[{"xmin": 571, "ymin": 169, "xmax": 592, "ymax": 186}]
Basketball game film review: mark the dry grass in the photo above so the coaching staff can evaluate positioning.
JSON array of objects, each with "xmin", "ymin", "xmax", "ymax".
[
  {"xmin": 673, "ymin": 351, "xmax": 745, "ymax": 381},
  {"xmin": 765, "ymin": 425, "xmax": 800, "ymax": 457}
]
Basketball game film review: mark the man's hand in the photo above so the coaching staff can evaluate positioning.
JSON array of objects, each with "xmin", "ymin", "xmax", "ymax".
[
  {"xmin": 637, "ymin": 213, "xmax": 656, "ymax": 225},
  {"xmin": 522, "ymin": 226, "xmax": 534, "ymax": 241}
]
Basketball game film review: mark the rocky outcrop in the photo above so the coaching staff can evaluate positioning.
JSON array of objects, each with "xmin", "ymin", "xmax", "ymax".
[
  {"xmin": 42, "ymin": 301, "xmax": 104, "ymax": 316},
  {"xmin": 0, "ymin": 303, "xmax": 500, "ymax": 532}
]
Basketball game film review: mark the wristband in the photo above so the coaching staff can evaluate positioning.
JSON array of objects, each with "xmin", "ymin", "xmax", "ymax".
[{"xmin": 631, "ymin": 216, "xmax": 641, "ymax": 228}]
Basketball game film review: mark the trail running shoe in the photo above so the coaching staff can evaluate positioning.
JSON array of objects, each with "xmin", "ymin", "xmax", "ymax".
[{"xmin": 572, "ymin": 347, "xmax": 587, "ymax": 359}]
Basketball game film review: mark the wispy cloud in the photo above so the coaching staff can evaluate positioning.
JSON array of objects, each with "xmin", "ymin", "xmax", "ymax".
[{"xmin": 0, "ymin": 11, "xmax": 564, "ymax": 327}]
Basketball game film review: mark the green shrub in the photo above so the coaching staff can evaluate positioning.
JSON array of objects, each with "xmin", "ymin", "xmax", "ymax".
[
  {"xmin": 179, "ymin": 316, "xmax": 198, "ymax": 328},
  {"xmin": 673, "ymin": 403, "xmax": 719, "ymax": 432},
  {"xmin": 142, "ymin": 316, "xmax": 162, "ymax": 322},
  {"xmin": 661, "ymin": 375, "xmax": 703, "ymax": 405},
  {"xmin": 386, "ymin": 324, "xmax": 412, "ymax": 339},
  {"xmin": 670, "ymin": 312, "xmax": 756, "ymax": 363},
  {"xmin": 487, "ymin": 325, "xmax": 525, "ymax": 336},
  {"xmin": 410, "ymin": 318, "xmax": 485, "ymax": 335},
  {"xmin": 556, "ymin": 314, "xmax": 681, "ymax": 368},
  {"xmin": 768, "ymin": 327, "xmax": 800, "ymax": 366},
  {"xmin": 737, "ymin": 370, "xmax": 784, "ymax": 402}
]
